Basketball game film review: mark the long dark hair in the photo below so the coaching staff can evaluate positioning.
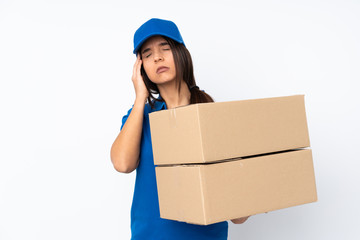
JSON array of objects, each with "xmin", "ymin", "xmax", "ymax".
[{"xmin": 140, "ymin": 36, "xmax": 214, "ymax": 109}]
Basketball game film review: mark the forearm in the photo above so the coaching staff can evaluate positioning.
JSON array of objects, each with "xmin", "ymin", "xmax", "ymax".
[{"xmin": 111, "ymin": 97, "xmax": 147, "ymax": 173}]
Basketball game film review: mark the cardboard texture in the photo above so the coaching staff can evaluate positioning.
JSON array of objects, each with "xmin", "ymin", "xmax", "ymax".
[
  {"xmin": 149, "ymin": 95, "xmax": 317, "ymax": 225},
  {"xmin": 149, "ymin": 95, "xmax": 310, "ymax": 165},
  {"xmin": 155, "ymin": 149, "xmax": 317, "ymax": 225}
]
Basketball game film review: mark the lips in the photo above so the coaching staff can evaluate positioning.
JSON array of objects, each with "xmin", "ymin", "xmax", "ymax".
[{"xmin": 156, "ymin": 66, "xmax": 169, "ymax": 74}]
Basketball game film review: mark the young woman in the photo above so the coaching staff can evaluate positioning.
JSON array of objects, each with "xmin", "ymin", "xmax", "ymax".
[{"xmin": 111, "ymin": 18, "xmax": 249, "ymax": 240}]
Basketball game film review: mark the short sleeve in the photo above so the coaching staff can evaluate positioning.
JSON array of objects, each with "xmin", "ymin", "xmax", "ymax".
[{"xmin": 120, "ymin": 107, "xmax": 133, "ymax": 131}]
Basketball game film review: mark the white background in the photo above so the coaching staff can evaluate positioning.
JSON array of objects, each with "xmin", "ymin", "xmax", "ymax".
[{"xmin": 1, "ymin": 0, "xmax": 359, "ymax": 239}]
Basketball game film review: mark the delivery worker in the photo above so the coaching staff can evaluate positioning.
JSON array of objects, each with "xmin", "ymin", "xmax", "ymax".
[{"xmin": 110, "ymin": 18, "xmax": 249, "ymax": 240}]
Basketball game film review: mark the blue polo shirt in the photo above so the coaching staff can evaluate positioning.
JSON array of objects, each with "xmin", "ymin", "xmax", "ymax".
[{"xmin": 120, "ymin": 99, "xmax": 228, "ymax": 240}]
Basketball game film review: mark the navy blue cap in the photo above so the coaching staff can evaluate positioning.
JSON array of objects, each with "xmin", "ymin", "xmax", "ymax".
[{"xmin": 133, "ymin": 18, "xmax": 185, "ymax": 54}]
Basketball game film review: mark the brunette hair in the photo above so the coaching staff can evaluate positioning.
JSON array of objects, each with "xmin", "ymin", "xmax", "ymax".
[{"xmin": 140, "ymin": 36, "xmax": 214, "ymax": 109}]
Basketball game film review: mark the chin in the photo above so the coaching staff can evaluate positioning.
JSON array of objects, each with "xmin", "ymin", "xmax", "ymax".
[{"xmin": 151, "ymin": 78, "xmax": 176, "ymax": 86}]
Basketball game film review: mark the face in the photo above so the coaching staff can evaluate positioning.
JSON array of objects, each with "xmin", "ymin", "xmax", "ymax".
[{"xmin": 140, "ymin": 36, "xmax": 177, "ymax": 85}]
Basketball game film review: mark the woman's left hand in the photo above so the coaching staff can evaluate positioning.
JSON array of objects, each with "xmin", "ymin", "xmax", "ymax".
[{"xmin": 231, "ymin": 216, "xmax": 250, "ymax": 224}]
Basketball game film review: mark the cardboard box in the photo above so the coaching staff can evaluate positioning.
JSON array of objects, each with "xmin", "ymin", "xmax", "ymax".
[
  {"xmin": 149, "ymin": 95, "xmax": 317, "ymax": 225},
  {"xmin": 149, "ymin": 95, "xmax": 310, "ymax": 165},
  {"xmin": 155, "ymin": 149, "xmax": 317, "ymax": 225}
]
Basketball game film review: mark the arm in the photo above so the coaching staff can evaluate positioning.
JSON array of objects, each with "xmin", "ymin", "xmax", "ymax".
[
  {"xmin": 110, "ymin": 98, "xmax": 146, "ymax": 173},
  {"xmin": 110, "ymin": 55, "xmax": 149, "ymax": 173}
]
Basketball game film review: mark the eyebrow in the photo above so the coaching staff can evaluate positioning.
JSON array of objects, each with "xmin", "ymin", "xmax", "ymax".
[{"xmin": 141, "ymin": 41, "xmax": 169, "ymax": 55}]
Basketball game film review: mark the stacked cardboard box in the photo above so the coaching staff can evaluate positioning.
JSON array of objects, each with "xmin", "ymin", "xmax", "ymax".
[{"xmin": 149, "ymin": 95, "xmax": 317, "ymax": 225}]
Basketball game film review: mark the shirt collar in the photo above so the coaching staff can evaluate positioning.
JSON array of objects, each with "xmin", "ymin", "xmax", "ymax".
[{"xmin": 153, "ymin": 97, "xmax": 167, "ymax": 111}]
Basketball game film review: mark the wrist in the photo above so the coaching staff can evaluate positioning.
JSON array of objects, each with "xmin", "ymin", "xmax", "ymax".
[{"xmin": 134, "ymin": 96, "xmax": 147, "ymax": 106}]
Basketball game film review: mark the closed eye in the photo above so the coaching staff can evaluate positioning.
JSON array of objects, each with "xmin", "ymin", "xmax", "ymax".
[{"xmin": 160, "ymin": 42, "xmax": 171, "ymax": 51}]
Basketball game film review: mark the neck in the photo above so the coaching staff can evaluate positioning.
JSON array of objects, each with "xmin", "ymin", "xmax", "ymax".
[{"xmin": 157, "ymin": 80, "xmax": 191, "ymax": 109}]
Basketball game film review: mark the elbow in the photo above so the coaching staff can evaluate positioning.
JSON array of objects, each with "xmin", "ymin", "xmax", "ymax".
[
  {"xmin": 110, "ymin": 143, "xmax": 138, "ymax": 173},
  {"xmin": 110, "ymin": 151, "xmax": 137, "ymax": 174},
  {"xmin": 113, "ymin": 161, "xmax": 136, "ymax": 173}
]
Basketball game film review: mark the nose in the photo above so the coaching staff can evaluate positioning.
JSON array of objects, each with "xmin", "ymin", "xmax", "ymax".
[{"xmin": 153, "ymin": 50, "xmax": 164, "ymax": 62}]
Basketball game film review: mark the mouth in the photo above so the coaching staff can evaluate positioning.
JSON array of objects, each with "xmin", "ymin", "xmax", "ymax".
[{"xmin": 156, "ymin": 66, "xmax": 169, "ymax": 74}]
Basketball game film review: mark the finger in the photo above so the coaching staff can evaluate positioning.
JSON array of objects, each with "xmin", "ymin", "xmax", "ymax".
[
  {"xmin": 135, "ymin": 58, "xmax": 142, "ymax": 77},
  {"xmin": 132, "ymin": 55, "xmax": 140, "ymax": 78},
  {"xmin": 137, "ymin": 59, "xmax": 142, "ymax": 75}
]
